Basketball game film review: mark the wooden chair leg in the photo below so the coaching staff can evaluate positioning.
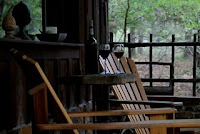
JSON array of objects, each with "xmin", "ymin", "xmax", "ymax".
[
  {"xmin": 150, "ymin": 115, "xmax": 167, "ymax": 134},
  {"xmin": 32, "ymin": 85, "xmax": 49, "ymax": 134},
  {"xmin": 150, "ymin": 127, "xmax": 167, "ymax": 134},
  {"xmin": 32, "ymin": 86, "xmax": 48, "ymax": 124},
  {"xmin": 21, "ymin": 126, "xmax": 32, "ymax": 134}
]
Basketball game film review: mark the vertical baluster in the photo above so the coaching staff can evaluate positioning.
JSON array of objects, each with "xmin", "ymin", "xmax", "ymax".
[
  {"xmin": 171, "ymin": 34, "xmax": 175, "ymax": 95},
  {"xmin": 150, "ymin": 34, "xmax": 153, "ymax": 87},
  {"xmin": 193, "ymin": 34, "xmax": 197, "ymax": 96}
]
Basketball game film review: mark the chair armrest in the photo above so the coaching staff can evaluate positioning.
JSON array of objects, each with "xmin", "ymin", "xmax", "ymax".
[
  {"xmin": 36, "ymin": 119, "xmax": 200, "ymax": 130},
  {"xmin": 68, "ymin": 108, "xmax": 176, "ymax": 117},
  {"xmin": 29, "ymin": 82, "xmax": 47, "ymax": 95},
  {"xmin": 147, "ymin": 95, "xmax": 200, "ymax": 102},
  {"xmin": 108, "ymin": 99, "xmax": 183, "ymax": 108}
]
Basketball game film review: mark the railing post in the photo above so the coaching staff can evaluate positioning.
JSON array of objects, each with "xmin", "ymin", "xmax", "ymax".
[
  {"xmin": 193, "ymin": 34, "xmax": 197, "ymax": 96},
  {"xmin": 110, "ymin": 32, "xmax": 114, "ymax": 50},
  {"xmin": 128, "ymin": 33, "xmax": 131, "ymax": 58},
  {"xmin": 110, "ymin": 32, "xmax": 113, "ymax": 43},
  {"xmin": 150, "ymin": 34, "xmax": 153, "ymax": 87},
  {"xmin": 171, "ymin": 34, "xmax": 175, "ymax": 95}
]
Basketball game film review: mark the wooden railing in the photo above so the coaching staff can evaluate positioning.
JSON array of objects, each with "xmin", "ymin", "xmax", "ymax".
[{"xmin": 109, "ymin": 33, "xmax": 200, "ymax": 96}]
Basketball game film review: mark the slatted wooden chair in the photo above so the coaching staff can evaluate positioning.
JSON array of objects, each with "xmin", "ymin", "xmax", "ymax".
[{"xmin": 99, "ymin": 53, "xmax": 184, "ymax": 134}]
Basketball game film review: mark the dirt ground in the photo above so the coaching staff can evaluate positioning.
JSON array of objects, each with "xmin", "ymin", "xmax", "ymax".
[{"xmin": 134, "ymin": 56, "xmax": 199, "ymax": 97}]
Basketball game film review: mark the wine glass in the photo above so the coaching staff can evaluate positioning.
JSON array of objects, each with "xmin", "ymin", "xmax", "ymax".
[
  {"xmin": 99, "ymin": 44, "xmax": 110, "ymax": 74},
  {"xmin": 112, "ymin": 44, "xmax": 124, "ymax": 74}
]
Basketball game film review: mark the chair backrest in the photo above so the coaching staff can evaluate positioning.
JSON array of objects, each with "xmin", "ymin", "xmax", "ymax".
[
  {"xmin": 10, "ymin": 48, "xmax": 79, "ymax": 134},
  {"xmin": 99, "ymin": 53, "xmax": 150, "ymax": 107},
  {"xmin": 100, "ymin": 53, "xmax": 150, "ymax": 134}
]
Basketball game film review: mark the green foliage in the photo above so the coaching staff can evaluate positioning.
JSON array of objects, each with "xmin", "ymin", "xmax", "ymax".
[
  {"xmin": 109, "ymin": 0, "xmax": 200, "ymax": 42},
  {"xmin": 25, "ymin": 0, "xmax": 42, "ymax": 34},
  {"xmin": 0, "ymin": 0, "xmax": 42, "ymax": 37},
  {"xmin": 197, "ymin": 67, "xmax": 200, "ymax": 79}
]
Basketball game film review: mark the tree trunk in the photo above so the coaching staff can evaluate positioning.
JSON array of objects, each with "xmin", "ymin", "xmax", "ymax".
[
  {"xmin": 137, "ymin": 30, "xmax": 143, "ymax": 54},
  {"xmin": 123, "ymin": 0, "xmax": 130, "ymax": 42},
  {"xmin": 197, "ymin": 30, "xmax": 200, "ymax": 78},
  {"xmin": 130, "ymin": 28, "xmax": 136, "ymax": 56},
  {"xmin": 0, "ymin": 0, "xmax": 4, "ymax": 20},
  {"xmin": 184, "ymin": 31, "xmax": 193, "ymax": 59}
]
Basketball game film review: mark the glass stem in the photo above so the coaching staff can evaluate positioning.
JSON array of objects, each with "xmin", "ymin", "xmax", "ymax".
[
  {"xmin": 104, "ymin": 58, "xmax": 107, "ymax": 74},
  {"xmin": 118, "ymin": 58, "xmax": 120, "ymax": 72}
]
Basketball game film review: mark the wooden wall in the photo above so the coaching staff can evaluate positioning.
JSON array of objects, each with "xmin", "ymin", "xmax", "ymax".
[
  {"xmin": 0, "ymin": 41, "xmax": 84, "ymax": 132},
  {"xmin": 44, "ymin": 0, "xmax": 109, "ymax": 103},
  {"xmin": 0, "ymin": 0, "xmax": 109, "ymax": 132},
  {"xmin": 45, "ymin": 0, "xmax": 109, "ymax": 44}
]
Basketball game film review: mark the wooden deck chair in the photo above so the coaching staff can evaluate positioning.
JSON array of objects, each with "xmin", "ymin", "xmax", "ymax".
[{"xmin": 99, "ymin": 53, "xmax": 184, "ymax": 134}]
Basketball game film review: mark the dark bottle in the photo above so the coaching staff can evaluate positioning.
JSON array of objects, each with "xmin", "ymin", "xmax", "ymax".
[
  {"xmin": 88, "ymin": 20, "xmax": 98, "ymax": 46},
  {"xmin": 85, "ymin": 20, "xmax": 99, "ymax": 74}
]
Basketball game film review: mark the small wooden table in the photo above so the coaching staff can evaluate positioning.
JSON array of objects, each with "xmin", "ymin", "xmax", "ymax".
[
  {"xmin": 60, "ymin": 73, "xmax": 137, "ymax": 134},
  {"xmin": 59, "ymin": 73, "xmax": 136, "ymax": 85}
]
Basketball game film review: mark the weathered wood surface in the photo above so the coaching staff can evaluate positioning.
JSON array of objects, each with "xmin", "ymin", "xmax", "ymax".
[
  {"xmin": 36, "ymin": 119, "xmax": 200, "ymax": 130},
  {"xmin": 59, "ymin": 73, "xmax": 136, "ymax": 85},
  {"xmin": 108, "ymin": 99, "xmax": 183, "ymax": 108},
  {"xmin": 0, "ymin": 39, "xmax": 84, "ymax": 130},
  {"xmin": 29, "ymin": 82, "xmax": 47, "ymax": 95},
  {"xmin": 0, "ymin": 38, "xmax": 84, "ymax": 47},
  {"xmin": 147, "ymin": 95, "xmax": 200, "ymax": 101},
  {"xmin": 68, "ymin": 108, "xmax": 176, "ymax": 117},
  {"xmin": 11, "ymin": 49, "xmax": 79, "ymax": 134},
  {"xmin": 0, "ymin": 38, "xmax": 84, "ymax": 59},
  {"xmin": 32, "ymin": 84, "xmax": 48, "ymax": 124}
]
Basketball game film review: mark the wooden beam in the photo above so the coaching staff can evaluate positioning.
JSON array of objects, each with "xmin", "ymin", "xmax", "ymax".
[
  {"xmin": 29, "ymin": 82, "xmax": 47, "ymax": 95},
  {"xmin": 68, "ymin": 108, "xmax": 176, "ymax": 117},
  {"xmin": 36, "ymin": 119, "xmax": 200, "ymax": 130},
  {"xmin": 108, "ymin": 99, "xmax": 183, "ymax": 107},
  {"xmin": 109, "ymin": 41, "xmax": 200, "ymax": 47},
  {"xmin": 147, "ymin": 95, "xmax": 200, "ymax": 101}
]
